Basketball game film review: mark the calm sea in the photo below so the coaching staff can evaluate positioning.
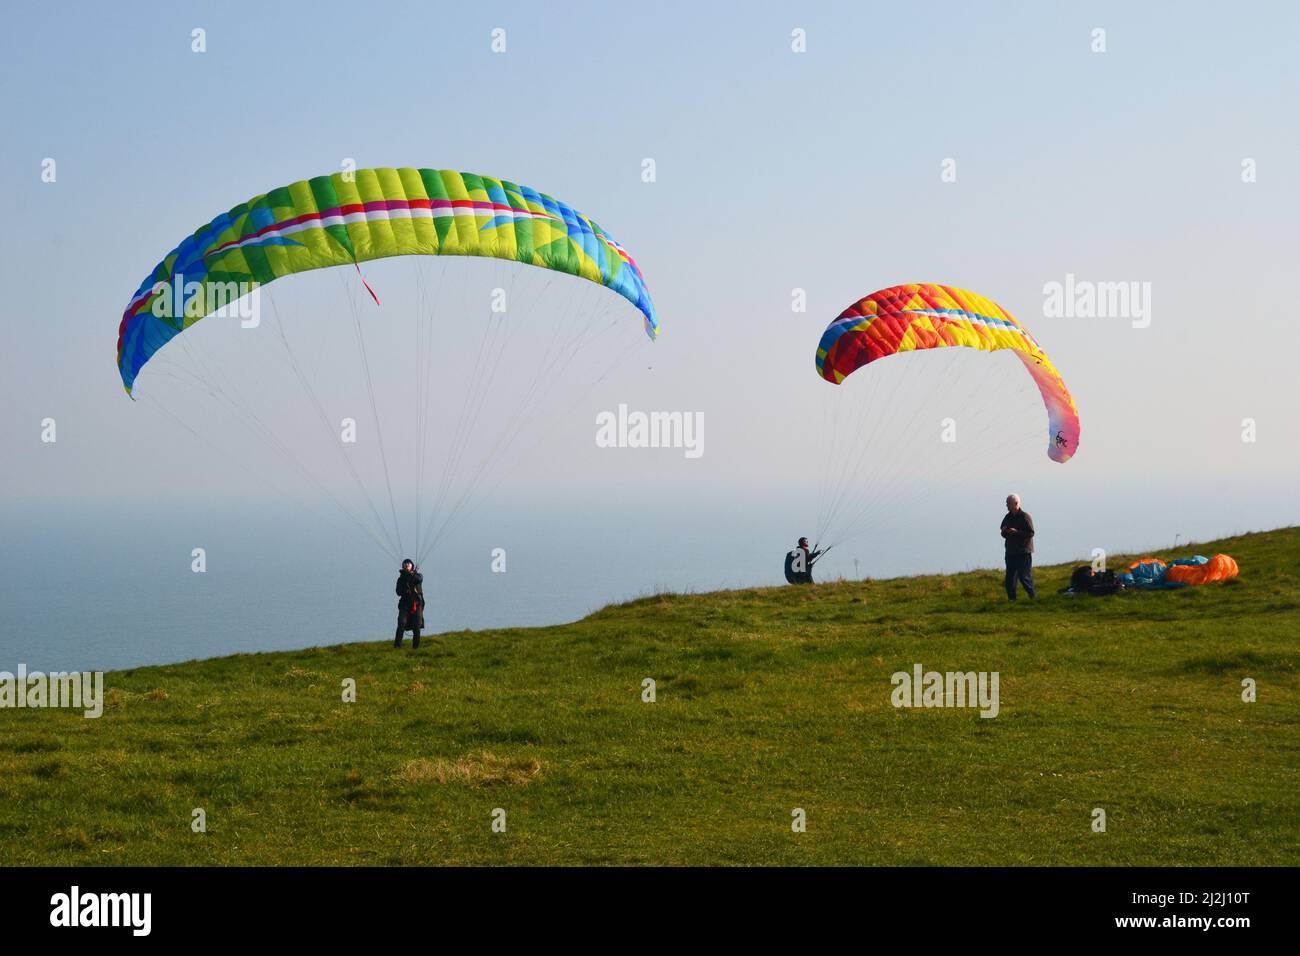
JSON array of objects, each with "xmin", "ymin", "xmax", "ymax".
[{"xmin": 1, "ymin": 480, "xmax": 1292, "ymax": 673}]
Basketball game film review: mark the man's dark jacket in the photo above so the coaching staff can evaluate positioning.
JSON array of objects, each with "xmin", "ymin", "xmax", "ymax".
[
  {"xmin": 783, "ymin": 546, "xmax": 822, "ymax": 584},
  {"xmin": 1000, "ymin": 511, "xmax": 1035, "ymax": 555},
  {"xmin": 396, "ymin": 569, "xmax": 425, "ymax": 628}
]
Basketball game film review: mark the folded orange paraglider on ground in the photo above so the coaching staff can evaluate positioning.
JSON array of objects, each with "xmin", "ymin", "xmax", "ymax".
[
  {"xmin": 1121, "ymin": 553, "xmax": 1240, "ymax": 589},
  {"xmin": 1164, "ymin": 553, "xmax": 1240, "ymax": 585}
]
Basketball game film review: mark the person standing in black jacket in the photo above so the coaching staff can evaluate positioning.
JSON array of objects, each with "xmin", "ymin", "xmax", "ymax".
[
  {"xmin": 1000, "ymin": 494, "xmax": 1036, "ymax": 600},
  {"xmin": 783, "ymin": 537, "xmax": 823, "ymax": 584},
  {"xmin": 394, "ymin": 559, "xmax": 425, "ymax": 648}
]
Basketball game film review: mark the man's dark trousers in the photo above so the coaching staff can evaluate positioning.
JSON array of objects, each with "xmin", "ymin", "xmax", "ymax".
[{"xmin": 1005, "ymin": 553, "xmax": 1035, "ymax": 600}]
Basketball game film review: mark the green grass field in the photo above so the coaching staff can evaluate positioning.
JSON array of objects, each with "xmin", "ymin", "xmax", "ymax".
[{"xmin": 2, "ymin": 528, "xmax": 1297, "ymax": 866}]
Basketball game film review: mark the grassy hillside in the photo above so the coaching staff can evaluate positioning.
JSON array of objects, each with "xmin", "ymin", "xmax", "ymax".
[{"xmin": 2, "ymin": 528, "xmax": 1297, "ymax": 866}]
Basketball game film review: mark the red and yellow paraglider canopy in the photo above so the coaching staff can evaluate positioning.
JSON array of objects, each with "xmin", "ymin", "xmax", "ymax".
[{"xmin": 816, "ymin": 284, "xmax": 1080, "ymax": 463}]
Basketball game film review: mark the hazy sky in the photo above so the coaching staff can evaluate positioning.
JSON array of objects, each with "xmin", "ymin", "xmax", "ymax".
[{"xmin": 3, "ymin": 1, "xmax": 1297, "ymax": 550}]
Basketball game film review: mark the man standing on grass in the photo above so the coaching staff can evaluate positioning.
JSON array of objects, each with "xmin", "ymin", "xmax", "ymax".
[
  {"xmin": 395, "ymin": 559, "xmax": 425, "ymax": 648},
  {"xmin": 784, "ymin": 536, "xmax": 823, "ymax": 585},
  {"xmin": 1000, "ymin": 494, "xmax": 1036, "ymax": 600}
]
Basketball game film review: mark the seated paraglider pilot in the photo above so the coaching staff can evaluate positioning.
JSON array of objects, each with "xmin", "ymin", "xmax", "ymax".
[
  {"xmin": 783, "ymin": 537, "xmax": 823, "ymax": 585},
  {"xmin": 394, "ymin": 559, "xmax": 425, "ymax": 649}
]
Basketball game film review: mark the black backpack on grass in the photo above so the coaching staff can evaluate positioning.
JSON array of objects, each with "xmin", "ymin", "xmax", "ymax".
[{"xmin": 1069, "ymin": 565, "xmax": 1122, "ymax": 596}]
